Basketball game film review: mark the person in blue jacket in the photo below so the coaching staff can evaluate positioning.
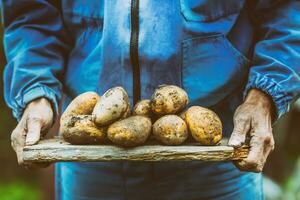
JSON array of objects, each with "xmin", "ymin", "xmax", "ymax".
[{"xmin": 2, "ymin": 0, "xmax": 300, "ymax": 199}]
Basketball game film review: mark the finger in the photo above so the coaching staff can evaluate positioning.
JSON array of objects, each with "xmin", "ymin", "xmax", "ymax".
[
  {"xmin": 11, "ymin": 126, "xmax": 27, "ymax": 165},
  {"xmin": 239, "ymin": 134, "xmax": 264, "ymax": 172},
  {"xmin": 242, "ymin": 115, "xmax": 274, "ymax": 172},
  {"xmin": 235, "ymin": 132, "xmax": 272, "ymax": 172},
  {"xmin": 248, "ymin": 133, "xmax": 274, "ymax": 172},
  {"xmin": 25, "ymin": 117, "xmax": 42, "ymax": 146},
  {"xmin": 228, "ymin": 115, "xmax": 251, "ymax": 147}
]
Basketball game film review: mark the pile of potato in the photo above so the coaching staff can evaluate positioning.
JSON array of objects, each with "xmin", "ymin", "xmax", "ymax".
[{"xmin": 60, "ymin": 85, "xmax": 222, "ymax": 147}]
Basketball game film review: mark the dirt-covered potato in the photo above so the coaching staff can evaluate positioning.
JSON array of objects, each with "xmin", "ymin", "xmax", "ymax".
[
  {"xmin": 92, "ymin": 87, "xmax": 130, "ymax": 126},
  {"xmin": 152, "ymin": 115, "xmax": 188, "ymax": 145},
  {"xmin": 107, "ymin": 116, "xmax": 152, "ymax": 147},
  {"xmin": 185, "ymin": 106, "xmax": 222, "ymax": 145},
  {"xmin": 62, "ymin": 115, "xmax": 107, "ymax": 144},
  {"xmin": 60, "ymin": 91, "xmax": 100, "ymax": 134},
  {"xmin": 133, "ymin": 99, "xmax": 152, "ymax": 117},
  {"xmin": 151, "ymin": 85, "xmax": 189, "ymax": 115},
  {"xmin": 61, "ymin": 91, "xmax": 100, "ymax": 119}
]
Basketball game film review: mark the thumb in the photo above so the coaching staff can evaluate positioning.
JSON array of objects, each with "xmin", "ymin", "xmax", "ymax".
[
  {"xmin": 26, "ymin": 117, "xmax": 42, "ymax": 146},
  {"xmin": 228, "ymin": 115, "xmax": 251, "ymax": 147}
]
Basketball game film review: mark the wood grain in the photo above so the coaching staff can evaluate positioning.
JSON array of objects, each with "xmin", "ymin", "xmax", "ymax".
[{"xmin": 23, "ymin": 138, "xmax": 249, "ymax": 163}]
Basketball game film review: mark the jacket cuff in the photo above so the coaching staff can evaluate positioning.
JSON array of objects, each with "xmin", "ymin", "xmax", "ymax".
[
  {"xmin": 14, "ymin": 86, "xmax": 60, "ymax": 121},
  {"xmin": 243, "ymin": 73, "xmax": 292, "ymax": 120}
]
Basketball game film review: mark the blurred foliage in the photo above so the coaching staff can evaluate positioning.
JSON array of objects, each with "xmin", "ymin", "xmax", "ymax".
[
  {"xmin": 0, "ymin": 181, "xmax": 41, "ymax": 200},
  {"xmin": 264, "ymin": 101, "xmax": 300, "ymax": 200}
]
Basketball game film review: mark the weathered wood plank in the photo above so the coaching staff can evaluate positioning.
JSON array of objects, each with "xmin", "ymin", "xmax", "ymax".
[{"xmin": 23, "ymin": 138, "xmax": 249, "ymax": 162}]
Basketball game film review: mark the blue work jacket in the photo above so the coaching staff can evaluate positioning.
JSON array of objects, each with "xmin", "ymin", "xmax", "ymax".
[
  {"xmin": 2, "ymin": 0, "xmax": 300, "ymax": 199},
  {"xmin": 2, "ymin": 0, "xmax": 300, "ymax": 122}
]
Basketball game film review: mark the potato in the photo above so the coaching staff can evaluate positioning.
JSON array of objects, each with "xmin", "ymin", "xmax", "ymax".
[
  {"xmin": 152, "ymin": 115, "xmax": 188, "ymax": 145},
  {"xmin": 107, "ymin": 116, "xmax": 152, "ymax": 147},
  {"xmin": 61, "ymin": 91, "xmax": 100, "ymax": 119},
  {"xmin": 185, "ymin": 106, "xmax": 222, "ymax": 145},
  {"xmin": 133, "ymin": 99, "xmax": 152, "ymax": 117},
  {"xmin": 92, "ymin": 87, "xmax": 130, "ymax": 126},
  {"xmin": 60, "ymin": 91, "xmax": 100, "ymax": 134},
  {"xmin": 151, "ymin": 85, "xmax": 189, "ymax": 115},
  {"xmin": 62, "ymin": 115, "xmax": 107, "ymax": 144}
]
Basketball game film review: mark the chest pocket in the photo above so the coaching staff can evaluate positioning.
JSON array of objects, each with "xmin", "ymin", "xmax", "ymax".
[{"xmin": 180, "ymin": 0, "xmax": 245, "ymax": 22}]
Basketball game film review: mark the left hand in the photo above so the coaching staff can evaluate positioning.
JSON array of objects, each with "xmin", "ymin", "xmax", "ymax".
[
  {"xmin": 228, "ymin": 89, "xmax": 275, "ymax": 172},
  {"xmin": 10, "ymin": 97, "xmax": 54, "ymax": 169}
]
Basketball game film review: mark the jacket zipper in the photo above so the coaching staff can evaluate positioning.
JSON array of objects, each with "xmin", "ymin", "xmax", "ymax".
[{"xmin": 130, "ymin": 0, "xmax": 140, "ymax": 104}]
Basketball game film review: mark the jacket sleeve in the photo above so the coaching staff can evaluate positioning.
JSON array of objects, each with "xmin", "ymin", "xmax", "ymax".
[
  {"xmin": 1, "ymin": 0, "xmax": 70, "ymax": 120},
  {"xmin": 244, "ymin": 0, "xmax": 300, "ymax": 119}
]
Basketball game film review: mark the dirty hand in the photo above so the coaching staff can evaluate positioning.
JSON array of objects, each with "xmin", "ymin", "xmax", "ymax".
[
  {"xmin": 228, "ymin": 89, "xmax": 275, "ymax": 172},
  {"xmin": 11, "ymin": 97, "xmax": 53, "ymax": 167}
]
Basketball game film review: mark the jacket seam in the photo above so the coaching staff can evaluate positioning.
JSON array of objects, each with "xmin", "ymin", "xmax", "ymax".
[{"xmin": 62, "ymin": 11, "xmax": 103, "ymax": 21}]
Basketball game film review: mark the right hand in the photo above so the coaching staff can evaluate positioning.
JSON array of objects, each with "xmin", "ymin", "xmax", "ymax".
[{"xmin": 11, "ymin": 97, "xmax": 54, "ymax": 168}]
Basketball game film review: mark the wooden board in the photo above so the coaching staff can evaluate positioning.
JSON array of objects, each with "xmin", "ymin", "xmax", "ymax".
[{"xmin": 22, "ymin": 138, "xmax": 249, "ymax": 163}]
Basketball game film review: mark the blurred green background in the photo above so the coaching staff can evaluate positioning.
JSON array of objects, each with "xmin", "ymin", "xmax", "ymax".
[{"xmin": 0, "ymin": 19, "xmax": 300, "ymax": 200}]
